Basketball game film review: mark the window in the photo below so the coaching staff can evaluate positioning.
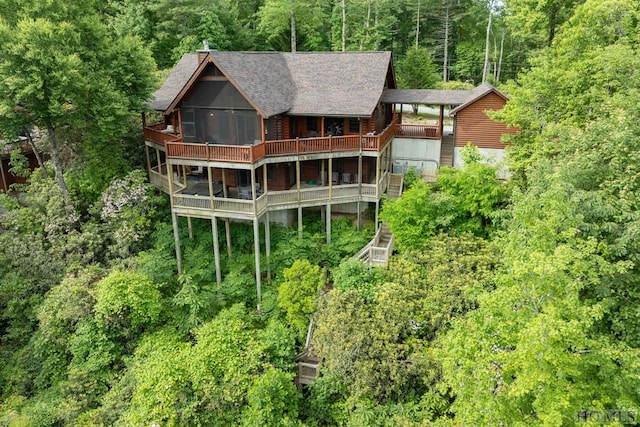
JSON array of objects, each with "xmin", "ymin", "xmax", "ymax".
[
  {"xmin": 348, "ymin": 118, "xmax": 360, "ymax": 133},
  {"xmin": 307, "ymin": 117, "xmax": 318, "ymax": 132},
  {"xmin": 181, "ymin": 108, "xmax": 196, "ymax": 142}
]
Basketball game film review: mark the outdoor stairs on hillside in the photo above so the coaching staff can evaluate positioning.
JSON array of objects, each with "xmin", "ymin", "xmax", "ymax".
[
  {"xmin": 354, "ymin": 223, "xmax": 394, "ymax": 267},
  {"xmin": 295, "ymin": 321, "xmax": 320, "ymax": 387},
  {"xmin": 387, "ymin": 173, "xmax": 404, "ymax": 199},
  {"xmin": 440, "ymin": 134, "xmax": 455, "ymax": 168},
  {"xmin": 297, "ymin": 225, "xmax": 396, "ymax": 386}
]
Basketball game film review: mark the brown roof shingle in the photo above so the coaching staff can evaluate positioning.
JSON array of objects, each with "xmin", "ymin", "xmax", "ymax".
[
  {"xmin": 149, "ymin": 51, "xmax": 394, "ymax": 118},
  {"xmin": 381, "ymin": 88, "xmax": 471, "ymax": 106}
]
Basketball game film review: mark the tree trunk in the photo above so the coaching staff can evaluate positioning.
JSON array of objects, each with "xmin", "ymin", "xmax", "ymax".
[
  {"xmin": 482, "ymin": 5, "xmax": 493, "ymax": 83},
  {"xmin": 497, "ymin": 30, "xmax": 505, "ymax": 83},
  {"xmin": 47, "ymin": 127, "xmax": 70, "ymax": 205},
  {"xmin": 362, "ymin": 0, "xmax": 371, "ymax": 50},
  {"xmin": 290, "ymin": 8, "xmax": 297, "ymax": 53},
  {"xmin": 25, "ymin": 127, "xmax": 47, "ymax": 178},
  {"xmin": 415, "ymin": 0, "xmax": 421, "ymax": 49},
  {"xmin": 443, "ymin": 2, "xmax": 450, "ymax": 82},
  {"xmin": 341, "ymin": 0, "xmax": 347, "ymax": 52}
]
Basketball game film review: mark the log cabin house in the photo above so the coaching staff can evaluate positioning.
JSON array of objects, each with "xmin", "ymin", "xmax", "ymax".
[
  {"xmin": 143, "ymin": 48, "xmax": 517, "ymax": 307},
  {"xmin": 0, "ymin": 138, "xmax": 40, "ymax": 192}
]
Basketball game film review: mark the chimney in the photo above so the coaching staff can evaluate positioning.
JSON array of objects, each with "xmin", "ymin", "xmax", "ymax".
[{"xmin": 197, "ymin": 40, "xmax": 210, "ymax": 62}]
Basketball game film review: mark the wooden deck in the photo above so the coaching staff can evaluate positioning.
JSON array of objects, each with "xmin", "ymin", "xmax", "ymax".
[
  {"xmin": 147, "ymin": 117, "xmax": 399, "ymax": 164},
  {"xmin": 170, "ymin": 181, "xmax": 381, "ymax": 218}
]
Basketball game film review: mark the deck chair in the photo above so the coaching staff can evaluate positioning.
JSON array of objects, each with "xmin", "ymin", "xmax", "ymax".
[{"xmin": 332, "ymin": 172, "xmax": 339, "ymax": 185}]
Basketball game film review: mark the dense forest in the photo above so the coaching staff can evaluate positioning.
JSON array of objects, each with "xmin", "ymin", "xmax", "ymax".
[{"xmin": 1, "ymin": 0, "xmax": 640, "ymax": 425}]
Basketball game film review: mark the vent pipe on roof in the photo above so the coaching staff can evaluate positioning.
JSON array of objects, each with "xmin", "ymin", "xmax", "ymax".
[{"xmin": 203, "ymin": 40, "xmax": 209, "ymax": 50}]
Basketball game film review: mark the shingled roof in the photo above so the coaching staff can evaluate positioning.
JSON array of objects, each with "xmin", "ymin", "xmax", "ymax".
[
  {"xmin": 148, "ymin": 53, "xmax": 200, "ymax": 111},
  {"xmin": 449, "ymin": 83, "xmax": 508, "ymax": 115},
  {"xmin": 149, "ymin": 51, "xmax": 394, "ymax": 118},
  {"xmin": 381, "ymin": 88, "xmax": 470, "ymax": 106}
]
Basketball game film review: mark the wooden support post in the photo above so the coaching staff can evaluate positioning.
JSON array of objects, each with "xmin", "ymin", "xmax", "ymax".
[
  {"xmin": 212, "ymin": 218, "xmax": 221, "ymax": 284},
  {"xmin": 358, "ymin": 118, "xmax": 363, "ymax": 232},
  {"xmin": 438, "ymin": 105, "xmax": 444, "ymax": 138},
  {"xmin": 222, "ymin": 169, "xmax": 232, "ymax": 257},
  {"xmin": 187, "ymin": 217, "xmax": 193, "ymax": 239},
  {"xmin": 251, "ymin": 165, "xmax": 257, "ymax": 204},
  {"xmin": 253, "ymin": 218, "xmax": 262, "ymax": 313},
  {"xmin": 167, "ymin": 165, "xmax": 182, "ymax": 274},
  {"xmin": 145, "ymin": 145, "xmax": 151, "ymax": 175},
  {"xmin": 156, "ymin": 148, "xmax": 162, "ymax": 175},
  {"xmin": 296, "ymin": 159, "xmax": 301, "ymax": 200},
  {"xmin": 321, "ymin": 205, "xmax": 326, "ymax": 232},
  {"xmin": 326, "ymin": 204, "xmax": 332, "ymax": 244},
  {"xmin": 375, "ymin": 155, "xmax": 380, "ymax": 197},
  {"xmin": 328, "ymin": 157, "xmax": 333, "ymax": 199},
  {"xmin": 321, "ymin": 159, "xmax": 325, "ymax": 185},
  {"xmin": 298, "ymin": 207, "xmax": 303, "ymax": 239},
  {"xmin": 375, "ymin": 200, "xmax": 380, "ymax": 228},
  {"xmin": 265, "ymin": 212, "xmax": 271, "ymax": 285},
  {"xmin": 171, "ymin": 212, "xmax": 183, "ymax": 275}
]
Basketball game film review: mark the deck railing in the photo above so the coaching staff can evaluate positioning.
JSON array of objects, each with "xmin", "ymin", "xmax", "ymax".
[
  {"xmin": 144, "ymin": 124, "xmax": 181, "ymax": 144},
  {"xmin": 395, "ymin": 123, "xmax": 439, "ymax": 139},
  {"xmin": 170, "ymin": 183, "xmax": 381, "ymax": 215},
  {"xmin": 147, "ymin": 116, "xmax": 398, "ymax": 163}
]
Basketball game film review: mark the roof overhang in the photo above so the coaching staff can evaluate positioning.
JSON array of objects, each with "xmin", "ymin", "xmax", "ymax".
[{"xmin": 381, "ymin": 89, "xmax": 471, "ymax": 106}]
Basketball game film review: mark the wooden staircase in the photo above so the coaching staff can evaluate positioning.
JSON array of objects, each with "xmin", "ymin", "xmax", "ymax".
[
  {"xmin": 354, "ymin": 223, "xmax": 394, "ymax": 266},
  {"xmin": 440, "ymin": 134, "xmax": 455, "ymax": 168},
  {"xmin": 295, "ymin": 321, "xmax": 320, "ymax": 386},
  {"xmin": 387, "ymin": 173, "xmax": 404, "ymax": 199}
]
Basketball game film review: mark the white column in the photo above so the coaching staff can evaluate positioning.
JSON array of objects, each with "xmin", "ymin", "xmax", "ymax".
[
  {"xmin": 212, "ymin": 218, "xmax": 221, "ymax": 284},
  {"xmin": 253, "ymin": 218, "xmax": 262, "ymax": 312}
]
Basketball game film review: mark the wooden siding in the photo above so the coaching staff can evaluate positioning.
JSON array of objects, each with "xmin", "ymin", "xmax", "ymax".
[
  {"xmin": 0, "ymin": 151, "xmax": 38, "ymax": 192},
  {"xmin": 454, "ymin": 92, "xmax": 518, "ymax": 148}
]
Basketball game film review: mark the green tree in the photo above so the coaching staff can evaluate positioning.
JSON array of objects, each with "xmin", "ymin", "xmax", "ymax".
[
  {"xmin": 93, "ymin": 270, "xmax": 163, "ymax": 336},
  {"xmin": 505, "ymin": 0, "xmax": 585, "ymax": 48},
  {"xmin": 257, "ymin": 0, "xmax": 332, "ymax": 51},
  {"xmin": 0, "ymin": 0, "xmax": 155, "ymax": 205},
  {"xmin": 278, "ymin": 259, "xmax": 325, "ymax": 341},
  {"xmin": 440, "ymin": 168, "xmax": 640, "ymax": 425},
  {"xmin": 396, "ymin": 46, "xmax": 440, "ymax": 89},
  {"xmin": 381, "ymin": 151, "xmax": 506, "ymax": 250}
]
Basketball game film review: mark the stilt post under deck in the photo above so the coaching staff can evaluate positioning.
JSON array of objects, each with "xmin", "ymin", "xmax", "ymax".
[
  {"xmin": 212, "ymin": 218, "xmax": 221, "ymax": 284},
  {"xmin": 263, "ymin": 167, "xmax": 272, "ymax": 285},
  {"xmin": 357, "ymin": 201, "xmax": 361, "ymax": 231},
  {"xmin": 265, "ymin": 212, "xmax": 271, "ymax": 284},
  {"xmin": 222, "ymin": 169, "xmax": 232, "ymax": 257},
  {"xmin": 171, "ymin": 212, "xmax": 183, "ymax": 275},
  {"xmin": 298, "ymin": 207, "xmax": 303, "ymax": 239},
  {"xmin": 296, "ymin": 159, "xmax": 302, "ymax": 238},
  {"xmin": 155, "ymin": 148, "xmax": 162, "ymax": 176},
  {"xmin": 145, "ymin": 145, "xmax": 151, "ymax": 175},
  {"xmin": 253, "ymin": 218, "xmax": 262, "ymax": 312},
  {"xmin": 326, "ymin": 204, "xmax": 332, "ymax": 244},
  {"xmin": 187, "ymin": 217, "xmax": 193, "ymax": 239},
  {"xmin": 167, "ymin": 165, "xmax": 183, "ymax": 274},
  {"xmin": 375, "ymin": 200, "xmax": 380, "ymax": 228}
]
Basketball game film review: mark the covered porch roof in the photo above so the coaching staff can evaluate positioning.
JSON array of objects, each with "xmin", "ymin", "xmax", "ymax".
[{"xmin": 381, "ymin": 88, "xmax": 471, "ymax": 106}]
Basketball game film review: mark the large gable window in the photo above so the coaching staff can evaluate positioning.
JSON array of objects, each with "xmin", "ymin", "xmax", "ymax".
[{"xmin": 180, "ymin": 80, "xmax": 259, "ymax": 145}]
